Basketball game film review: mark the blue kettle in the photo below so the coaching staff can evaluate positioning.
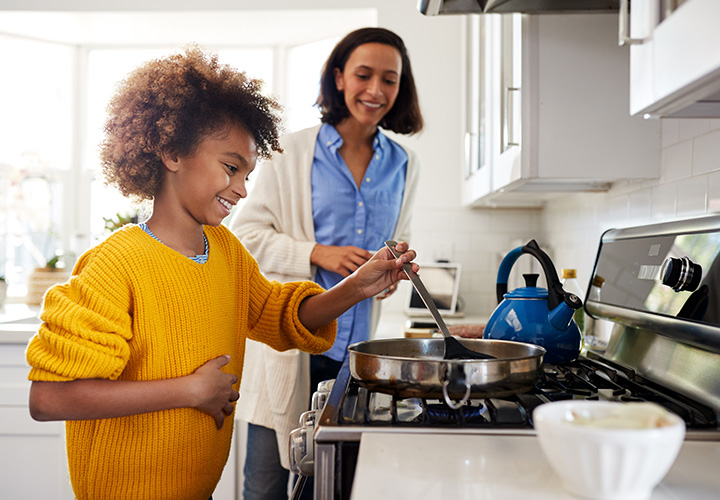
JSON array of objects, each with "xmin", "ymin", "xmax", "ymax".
[{"xmin": 485, "ymin": 240, "xmax": 582, "ymax": 364}]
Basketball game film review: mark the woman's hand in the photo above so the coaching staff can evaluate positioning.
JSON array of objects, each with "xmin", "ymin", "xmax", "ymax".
[
  {"xmin": 310, "ymin": 244, "xmax": 373, "ymax": 277},
  {"xmin": 188, "ymin": 355, "xmax": 239, "ymax": 429}
]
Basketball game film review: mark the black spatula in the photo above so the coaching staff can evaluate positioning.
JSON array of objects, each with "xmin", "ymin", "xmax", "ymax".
[{"xmin": 385, "ymin": 241, "xmax": 494, "ymax": 360}]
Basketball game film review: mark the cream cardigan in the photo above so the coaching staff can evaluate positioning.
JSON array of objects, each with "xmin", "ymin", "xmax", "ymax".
[{"xmin": 230, "ymin": 124, "xmax": 419, "ymax": 468}]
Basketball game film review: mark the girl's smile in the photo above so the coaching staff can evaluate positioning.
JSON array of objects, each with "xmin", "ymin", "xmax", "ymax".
[{"xmin": 217, "ymin": 196, "xmax": 234, "ymax": 216}]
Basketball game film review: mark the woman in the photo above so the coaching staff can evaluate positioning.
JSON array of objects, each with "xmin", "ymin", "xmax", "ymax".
[{"xmin": 231, "ymin": 27, "xmax": 423, "ymax": 499}]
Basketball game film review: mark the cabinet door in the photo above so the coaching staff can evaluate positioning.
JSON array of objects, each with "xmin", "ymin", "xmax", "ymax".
[
  {"xmin": 492, "ymin": 13, "xmax": 523, "ymax": 193},
  {"xmin": 500, "ymin": 13, "xmax": 522, "ymax": 156},
  {"xmin": 0, "ymin": 342, "xmax": 74, "ymax": 500},
  {"xmin": 464, "ymin": 12, "xmax": 660, "ymax": 207},
  {"xmin": 629, "ymin": 0, "xmax": 720, "ymax": 117},
  {"xmin": 628, "ymin": 1, "xmax": 660, "ymax": 115},
  {"xmin": 461, "ymin": 15, "xmax": 493, "ymax": 205}
]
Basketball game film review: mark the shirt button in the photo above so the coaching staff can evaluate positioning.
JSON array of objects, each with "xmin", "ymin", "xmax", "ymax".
[
  {"xmin": 358, "ymin": 201, "xmax": 364, "ymax": 207},
  {"xmin": 357, "ymin": 229, "xmax": 363, "ymax": 235},
  {"xmin": 326, "ymin": 140, "xmax": 332, "ymax": 146},
  {"xmin": 375, "ymin": 155, "xmax": 380, "ymax": 160},
  {"xmin": 365, "ymin": 177, "xmax": 371, "ymax": 183}
]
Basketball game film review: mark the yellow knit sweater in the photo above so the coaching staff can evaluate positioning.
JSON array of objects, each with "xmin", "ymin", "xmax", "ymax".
[{"xmin": 26, "ymin": 224, "xmax": 335, "ymax": 500}]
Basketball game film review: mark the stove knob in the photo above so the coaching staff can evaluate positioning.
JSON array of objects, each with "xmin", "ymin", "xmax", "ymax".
[
  {"xmin": 289, "ymin": 426, "xmax": 314, "ymax": 476},
  {"xmin": 311, "ymin": 389, "xmax": 329, "ymax": 411},
  {"xmin": 316, "ymin": 378, "xmax": 335, "ymax": 393},
  {"xmin": 299, "ymin": 409, "xmax": 317, "ymax": 428},
  {"xmin": 661, "ymin": 257, "xmax": 702, "ymax": 292}
]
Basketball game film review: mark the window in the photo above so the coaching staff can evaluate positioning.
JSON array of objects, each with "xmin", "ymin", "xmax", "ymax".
[
  {"xmin": 0, "ymin": 35, "xmax": 74, "ymax": 295},
  {"xmin": 284, "ymin": 37, "xmax": 340, "ymax": 133},
  {"xmin": 0, "ymin": 35, "xmax": 342, "ymax": 301}
]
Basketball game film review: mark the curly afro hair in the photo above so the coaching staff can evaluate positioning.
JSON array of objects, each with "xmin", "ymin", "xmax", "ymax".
[{"xmin": 99, "ymin": 46, "xmax": 283, "ymax": 201}]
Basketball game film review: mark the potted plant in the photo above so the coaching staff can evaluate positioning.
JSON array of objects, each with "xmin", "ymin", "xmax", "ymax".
[
  {"xmin": 0, "ymin": 275, "xmax": 7, "ymax": 309},
  {"xmin": 104, "ymin": 211, "xmax": 140, "ymax": 233},
  {"xmin": 26, "ymin": 251, "xmax": 70, "ymax": 307}
]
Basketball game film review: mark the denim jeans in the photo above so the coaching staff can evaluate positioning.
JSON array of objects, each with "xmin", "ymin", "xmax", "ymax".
[{"xmin": 243, "ymin": 423, "xmax": 290, "ymax": 500}]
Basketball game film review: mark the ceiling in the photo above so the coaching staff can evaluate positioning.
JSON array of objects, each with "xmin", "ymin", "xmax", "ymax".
[{"xmin": 0, "ymin": 9, "xmax": 377, "ymax": 46}]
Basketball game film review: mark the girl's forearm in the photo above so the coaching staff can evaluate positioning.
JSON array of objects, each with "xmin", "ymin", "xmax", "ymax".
[
  {"xmin": 297, "ymin": 275, "xmax": 364, "ymax": 331},
  {"xmin": 29, "ymin": 377, "xmax": 195, "ymax": 422}
]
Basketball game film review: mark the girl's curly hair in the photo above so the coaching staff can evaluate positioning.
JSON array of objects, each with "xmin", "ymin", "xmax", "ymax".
[{"xmin": 100, "ymin": 46, "xmax": 283, "ymax": 201}]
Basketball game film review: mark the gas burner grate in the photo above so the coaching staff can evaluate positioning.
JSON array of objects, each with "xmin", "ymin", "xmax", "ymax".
[
  {"xmin": 422, "ymin": 401, "xmax": 487, "ymax": 425},
  {"xmin": 339, "ymin": 357, "xmax": 718, "ymax": 431}
]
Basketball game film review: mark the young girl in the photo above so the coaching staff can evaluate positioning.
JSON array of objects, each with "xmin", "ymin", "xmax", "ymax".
[{"xmin": 25, "ymin": 47, "xmax": 417, "ymax": 500}]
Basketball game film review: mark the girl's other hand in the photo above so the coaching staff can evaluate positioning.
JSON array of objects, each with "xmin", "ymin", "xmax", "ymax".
[{"xmin": 188, "ymin": 355, "xmax": 239, "ymax": 429}]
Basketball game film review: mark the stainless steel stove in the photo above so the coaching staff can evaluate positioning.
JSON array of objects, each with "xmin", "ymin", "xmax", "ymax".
[{"xmin": 294, "ymin": 215, "xmax": 720, "ymax": 500}]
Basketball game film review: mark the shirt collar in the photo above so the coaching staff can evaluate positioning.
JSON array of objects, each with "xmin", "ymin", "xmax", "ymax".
[
  {"xmin": 373, "ymin": 128, "xmax": 389, "ymax": 152},
  {"xmin": 319, "ymin": 123, "xmax": 343, "ymax": 154},
  {"xmin": 319, "ymin": 123, "xmax": 387, "ymax": 153}
]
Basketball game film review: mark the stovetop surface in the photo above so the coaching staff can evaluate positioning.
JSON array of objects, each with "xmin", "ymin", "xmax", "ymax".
[{"xmin": 315, "ymin": 354, "xmax": 719, "ymax": 441}]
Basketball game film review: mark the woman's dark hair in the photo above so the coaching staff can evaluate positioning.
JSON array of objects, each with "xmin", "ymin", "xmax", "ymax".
[{"xmin": 316, "ymin": 27, "xmax": 423, "ymax": 135}]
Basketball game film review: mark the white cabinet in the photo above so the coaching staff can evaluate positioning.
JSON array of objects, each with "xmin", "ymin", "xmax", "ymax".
[
  {"xmin": 461, "ymin": 15, "xmax": 492, "ymax": 205},
  {"xmin": 462, "ymin": 13, "xmax": 661, "ymax": 208},
  {"xmin": 628, "ymin": 0, "xmax": 720, "ymax": 118},
  {"xmin": 0, "ymin": 337, "xmax": 75, "ymax": 500}
]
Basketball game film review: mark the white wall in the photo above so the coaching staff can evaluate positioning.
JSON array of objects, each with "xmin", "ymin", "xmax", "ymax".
[
  {"xmin": 12, "ymin": 1, "xmax": 709, "ymax": 320},
  {"xmin": 541, "ymin": 118, "xmax": 720, "ymax": 295}
]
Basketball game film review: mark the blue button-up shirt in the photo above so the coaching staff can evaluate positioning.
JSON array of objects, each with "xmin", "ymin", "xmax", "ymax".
[{"xmin": 312, "ymin": 123, "xmax": 408, "ymax": 361}]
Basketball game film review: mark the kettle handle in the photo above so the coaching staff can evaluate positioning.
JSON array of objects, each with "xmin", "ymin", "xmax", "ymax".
[
  {"xmin": 496, "ymin": 246, "xmax": 524, "ymax": 303},
  {"xmin": 495, "ymin": 240, "xmax": 568, "ymax": 311}
]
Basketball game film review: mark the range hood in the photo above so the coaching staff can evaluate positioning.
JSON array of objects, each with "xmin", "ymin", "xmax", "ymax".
[{"xmin": 418, "ymin": 0, "xmax": 619, "ymax": 15}]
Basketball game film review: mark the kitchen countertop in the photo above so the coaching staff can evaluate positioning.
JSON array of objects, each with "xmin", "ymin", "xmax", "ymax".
[
  {"xmin": 373, "ymin": 311, "xmax": 487, "ymax": 341},
  {"xmin": 351, "ymin": 433, "xmax": 720, "ymax": 500},
  {"xmin": 0, "ymin": 304, "xmax": 41, "ymax": 344}
]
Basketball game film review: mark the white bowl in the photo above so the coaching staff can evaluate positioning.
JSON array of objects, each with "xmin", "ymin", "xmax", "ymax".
[{"xmin": 533, "ymin": 401, "xmax": 685, "ymax": 500}]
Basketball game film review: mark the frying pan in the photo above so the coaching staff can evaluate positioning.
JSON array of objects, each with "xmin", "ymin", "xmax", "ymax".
[{"xmin": 348, "ymin": 338, "xmax": 545, "ymax": 409}]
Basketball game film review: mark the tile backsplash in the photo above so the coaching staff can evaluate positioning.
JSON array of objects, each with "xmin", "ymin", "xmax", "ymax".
[
  {"xmin": 396, "ymin": 207, "xmax": 543, "ymax": 318},
  {"xmin": 384, "ymin": 118, "xmax": 720, "ymax": 320},
  {"xmin": 542, "ymin": 118, "xmax": 720, "ymax": 301}
]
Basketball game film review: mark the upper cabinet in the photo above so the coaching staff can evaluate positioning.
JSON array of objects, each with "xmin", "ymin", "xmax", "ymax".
[
  {"xmin": 627, "ymin": 0, "xmax": 720, "ymax": 118},
  {"xmin": 462, "ymin": 13, "xmax": 661, "ymax": 208}
]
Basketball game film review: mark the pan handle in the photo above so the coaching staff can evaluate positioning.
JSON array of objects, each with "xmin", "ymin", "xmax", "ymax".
[
  {"xmin": 441, "ymin": 363, "xmax": 471, "ymax": 410},
  {"xmin": 442, "ymin": 381, "xmax": 471, "ymax": 410}
]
